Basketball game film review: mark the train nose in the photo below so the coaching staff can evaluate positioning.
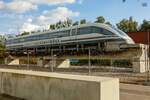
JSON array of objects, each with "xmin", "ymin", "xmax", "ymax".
[{"xmin": 125, "ymin": 37, "xmax": 135, "ymax": 44}]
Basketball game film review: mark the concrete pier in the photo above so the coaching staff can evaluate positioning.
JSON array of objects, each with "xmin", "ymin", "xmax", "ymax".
[{"xmin": 0, "ymin": 69, "xmax": 119, "ymax": 100}]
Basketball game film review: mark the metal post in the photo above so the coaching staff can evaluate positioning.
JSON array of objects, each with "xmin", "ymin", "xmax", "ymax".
[
  {"xmin": 147, "ymin": 29, "xmax": 150, "ymax": 82},
  {"xmin": 51, "ymin": 49, "xmax": 54, "ymax": 72},
  {"xmin": 27, "ymin": 50, "xmax": 29, "ymax": 69},
  {"xmin": 88, "ymin": 48, "xmax": 91, "ymax": 75}
]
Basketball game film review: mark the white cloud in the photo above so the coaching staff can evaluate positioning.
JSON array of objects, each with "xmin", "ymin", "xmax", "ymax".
[
  {"xmin": 18, "ymin": 0, "xmax": 75, "ymax": 5},
  {"xmin": 27, "ymin": 18, "xmax": 33, "ymax": 23},
  {"xmin": 78, "ymin": 0, "xmax": 84, "ymax": 4},
  {"xmin": 20, "ymin": 7, "xmax": 79, "ymax": 32},
  {"xmin": 0, "ymin": 1, "xmax": 37, "ymax": 13},
  {"xmin": 20, "ymin": 22, "xmax": 40, "ymax": 32},
  {"xmin": 0, "ymin": 1, "xmax": 5, "ymax": 9},
  {"xmin": 36, "ymin": 7, "xmax": 80, "ymax": 25},
  {"xmin": 0, "ymin": 0, "xmax": 76, "ymax": 13},
  {"xmin": 7, "ymin": 1, "xmax": 37, "ymax": 13}
]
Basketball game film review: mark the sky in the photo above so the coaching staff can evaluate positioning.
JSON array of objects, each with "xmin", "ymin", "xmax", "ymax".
[{"xmin": 0, "ymin": 0, "xmax": 149, "ymax": 35}]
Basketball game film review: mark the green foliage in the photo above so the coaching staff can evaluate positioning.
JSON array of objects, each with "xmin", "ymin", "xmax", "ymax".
[
  {"xmin": 95, "ymin": 16, "xmax": 105, "ymax": 23},
  {"xmin": 17, "ymin": 31, "xmax": 30, "ymax": 37},
  {"xmin": 80, "ymin": 19, "xmax": 86, "ymax": 24},
  {"xmin": 0, "ymin": 58, "xmax": 4, "ymax": 64},
  {"xmin": 116, "ymin": 17, "xmax": 138, "ymax": 32},
  {"xmin": 139, "ymin": 20, "xmax": 150, "ymax": 32},
  {"xmin": 49, "ymin": 24, "xmax": 56, "ymax": 30},
  {"xmin": 0, "ymin": 43, "xmax": 5, "ymax": 58},
  {"xmin": 70, "ymin": 59, "xmax": 132, "ymax": 68},
  {"xmin": 70, "ymin": 59, "xmax": 111, "ymax": 66},
  {"xmin": 66, "ymin": 18, "xmax": 73, "ymax": 27},
  {"xmin": 113, "ymin": 60, "xmax": 132, "ymax": 68},
  {"xmin": 91, "ymin": 59, "xmax": 111, "ymax": 66},
  {"xmin": 73, "ymin": 21, "xmax": 79, "ymax": 26},
  {"xmin": 105, "ymin": 21, "xmax": 112, "ymax": 26},
  {"xmin": 56, "ymin": 21, "xmax": 62, "ymax": 29},
  {"xmin": 21, "ymin": 31, "xmax": 30, "ymax": 35},
  {"xmin": 49, "ymin": 18, "xmax": 73, "ymax": 30}
]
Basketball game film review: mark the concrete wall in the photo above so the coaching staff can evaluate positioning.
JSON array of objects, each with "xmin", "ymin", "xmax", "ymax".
[{"xmin": 0, "ymin": 69, "xmax": 119, "ymax": 100}]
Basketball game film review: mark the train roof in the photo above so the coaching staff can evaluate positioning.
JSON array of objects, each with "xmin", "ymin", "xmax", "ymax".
[{"xmin": 6, "ymin": 23, "xmax": 115, "ymax": 40}]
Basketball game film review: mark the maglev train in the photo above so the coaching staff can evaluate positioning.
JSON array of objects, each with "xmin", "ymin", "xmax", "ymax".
[{"xmin": 6, "ymin": 23, "xmax": 134, "ymax": 54}]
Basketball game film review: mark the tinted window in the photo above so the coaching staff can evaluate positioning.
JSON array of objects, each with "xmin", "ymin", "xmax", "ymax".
[
  {"xmin": 91, "ymin": 26, "xmax": 114, "ymax": 35},
  {"xmin": 78, "ymin": 27, "xmax": 92, "ymax": 35}
]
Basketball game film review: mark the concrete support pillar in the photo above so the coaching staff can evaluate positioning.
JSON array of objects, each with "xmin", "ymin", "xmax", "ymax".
[
  {"xmin": 98, "ymin": 42, "xmax": 101, "ymax": 50},
  {"xmin": 59, "ymin": 46, "xmax": 61, "ymax": 52},
  {"xmin": 34, "ymin": 48, "xmax": 36, "ymax": 54},
  {"xmin": 81, "ymin": 44, "xmax": 84, "ymax": 51},
  {"xmin": 37, "ymin": 58, "xmax": 43, "ymax": 67},
  {"xmin": 63, "ymin": 46, "xmax": 65, "ymax": 51},
  {"xmin": 76, "ymin": 44, "xmax": 79, "ymax": 51},
  {"xmin": 4, "ymin": 58, "xmax": 8, "ymax": 64}
]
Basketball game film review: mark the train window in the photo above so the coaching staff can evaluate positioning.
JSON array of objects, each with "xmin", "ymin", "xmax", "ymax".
[
  {"xmin": 78, "ymin": 27, "xmax": 92, "ymax": 35},
  {"xmin": 100, "ymin": 28, "xmax": 104, "ymax": 33},
  {"xmin": 92, "ymin": 26, "xmax": 114, "ymax": 35},
  {"xmin": 72, "ymin": 29, "xmax": 77, "ymax": 35},
  {"xmin": 110, "ymin": 25, "xmax": 127, "ymax": 36},
  {"xmin": 102, "ymin": 29, "xmax": 114, "ymax": 35},
  {"xmin": 58, "ymin": 30, "xmax": 70, "ymax": 37}
]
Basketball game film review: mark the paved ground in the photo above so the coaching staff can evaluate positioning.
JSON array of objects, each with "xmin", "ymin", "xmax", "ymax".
[{"xmin": 120, "ymin": 84, "xmax": 150, "ymax": 100}]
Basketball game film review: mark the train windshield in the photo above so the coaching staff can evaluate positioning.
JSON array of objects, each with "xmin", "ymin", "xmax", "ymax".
[{"xmin": 110, "ymin": 25, "xmax": 127, "ymax": 37}]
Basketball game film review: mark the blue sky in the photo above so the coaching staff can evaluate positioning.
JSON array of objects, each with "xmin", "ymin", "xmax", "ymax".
[{"xmin": 0, "ymin": 0, "xmax": 149, "ymax": 35}]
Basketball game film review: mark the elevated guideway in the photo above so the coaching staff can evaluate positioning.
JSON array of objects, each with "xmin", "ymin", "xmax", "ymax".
[{"xmin": 4, "ymin": 44, "xmax": 149, "ymax": 73}]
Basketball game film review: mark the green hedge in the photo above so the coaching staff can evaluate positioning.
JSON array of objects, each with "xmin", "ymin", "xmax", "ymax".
[
  {"xmin": 0, "ymin": 58, "xmax": 4, "ymax": 64},
  {"xmin": 113, "ymin": 60, "xmax": 132, "ymax": 68},
  {"xmin": 70, "ymin": 59, "xmax": 111, "ymax": 66},
  {"xmin": 70, "ymin": 59, "xmax": 132, "ymax": 68}
]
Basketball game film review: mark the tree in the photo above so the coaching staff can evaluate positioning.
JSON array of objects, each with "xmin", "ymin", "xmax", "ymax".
[
  {"xmin": 65, "ymin": 18, "xmax": 73, "ymax": 27},
  {"xmin": 73, "ymin": 21, "xmax": 79, "ymax": 26},
  {"xmin": 116, "ymin": 17, "xmax": 138, "ymax": 32},
  {"xmin": 20, "ymin": 31, "xmax": 30, "ymax": 36},
  {"xmin": 139, "ymin": 20, "xmax": 150, "ymax": 32},
  {"xmin": 80, "ymin": 19, "xmax": 86, "ymax": 24},
  {"xmin": 105, "ymin": 21, "xmax": 112, "ymax": 26},
  {"xmin": 0, "ymin": 36, "xmax": 5, "ymax": 58},
  {"xmin": 49, "ymin": 24, "xmax": 56, "ymax": 30},
  {"xmin": 95, "ymin": 16, "xmax": 105, "ymax": 23},
  {"xmin": 56, "ymin": 21, "xmax": 62, "ymax": 29}
]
